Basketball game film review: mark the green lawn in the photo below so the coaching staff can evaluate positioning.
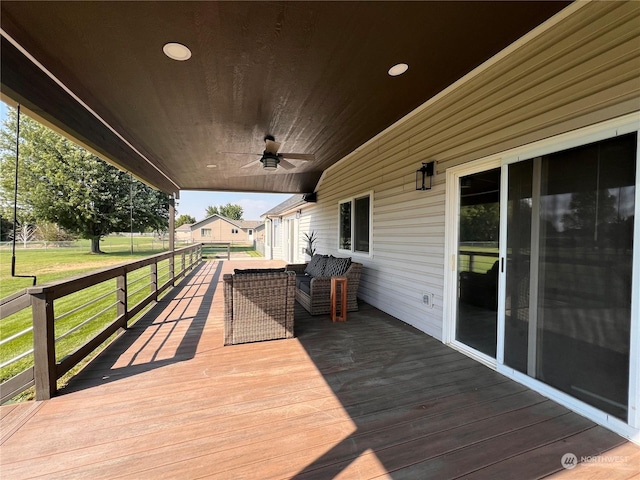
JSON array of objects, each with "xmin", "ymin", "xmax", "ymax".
[
  {"xmin": 1, "ymin": 238, "xmax": 260, "ymax": 401},
  {"xmin": 458, "ymin": 246, "xmax": 499, "ymax": 274},
  {"xmin": 0, "ymin": 236, "xmax": 170, "ymax": 298},
  {"xmin": 0, "ymin": 236, "xmax": 178, "ymax": 398},
  {"xmin": 201, "ymin": 244, "xmax": 263, "ymax": 258}
]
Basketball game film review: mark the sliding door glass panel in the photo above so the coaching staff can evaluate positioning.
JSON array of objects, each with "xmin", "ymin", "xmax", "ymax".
[
  {"xmin": 504, "ymin": 160, "xmax": 534, "ymax": 374},
  {"xmin": 535, "ymin": 133, "xmax": 636, "ymax": 420},
  {"xmin": 456, "ymin": 168, "xmax": 501, "ymax": 358},
  {"xmin": 504, "ymin": 133, "xmax": 635, "ymax": 419}
]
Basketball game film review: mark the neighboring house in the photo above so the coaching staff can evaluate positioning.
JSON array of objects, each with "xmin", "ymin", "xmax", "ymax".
[
  {"xmin": 261, "ymin": 194, "xmax": 312, "ymax": 262},
  {"xmin": 252, "ymin": 222, "xmax": 265, "ymax": 244},
  {"xmin": 189, "ymin": 214, "xmax": 262, "ymax": 244},
  {"xmin": 266, "ymin": 5, "xmax": 640, "ymax": 442},
  {"xmin": 175, "ymin": 223, "xmax": 193, "ymax": 243},
  {"xmin": 251, "ymin": 223, "xmax": 265, "ymax": 252}
]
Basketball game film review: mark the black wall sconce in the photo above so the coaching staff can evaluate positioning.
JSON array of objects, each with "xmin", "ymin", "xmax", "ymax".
[{"xmin": 416, "ymin": 161, "xmax": 435, "ymax": 191}]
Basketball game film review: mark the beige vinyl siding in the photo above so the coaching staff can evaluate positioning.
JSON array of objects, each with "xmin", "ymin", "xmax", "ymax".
[
  {"xmin": 297, "ymin": 213, "xmax": 314, "ymax": 263},
  {"xmin": 191, "ymin": 217, "xmax": 248, "ymax": 243},
  {"xmin": 307, "ymin": 1, "xmax": 640, "ymax": 339}
]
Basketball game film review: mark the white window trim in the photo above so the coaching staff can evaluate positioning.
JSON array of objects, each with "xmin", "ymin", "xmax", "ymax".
[
  {"xmin": 265, "ymin": 219, "xmax": 272, "ymax": 248},
  {"xmin": 443, "ymin": 112, "xmax": 640, "ymax": 443},
  {"xmin": 338, "ymin": 190, "xmax": 373, "ymax": 258}
]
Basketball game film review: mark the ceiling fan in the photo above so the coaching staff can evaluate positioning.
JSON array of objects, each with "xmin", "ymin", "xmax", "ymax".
[{"xmin": 241, "ymin": 135, "xmax": 315, "ymax": 171}]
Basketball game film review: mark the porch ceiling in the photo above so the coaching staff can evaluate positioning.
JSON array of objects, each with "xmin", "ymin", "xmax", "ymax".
[{"xmin": 0, "ymin": 1, "xmax": 569, "ymax": 194}]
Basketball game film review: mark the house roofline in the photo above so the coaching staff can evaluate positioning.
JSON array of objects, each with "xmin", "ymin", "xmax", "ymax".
[
  {"xmin": 261, "ymin": 194, "xmax": 308, "ymax": 219},
  {"xmin": 190, "ymin": 214, "xmax": 262, "ymax": 230}
]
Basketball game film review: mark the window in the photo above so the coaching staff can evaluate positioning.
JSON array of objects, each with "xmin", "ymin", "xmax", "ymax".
[
  {"xmin": 273, "ymin": 218, "xmax": 280, "ymax": 247},
  {"xmin": 339, "ymin": 193, "xmax": 372, "ymax": 254},
  {"xmin": 231, "ymin": 229, "xmax": 238, "ymax": 234},
  {"xmin": 248, "ymin": 229, "xmax": 253, "ymax": 235},
  {"xmin": 339, "ymin": 202, "xmax": 351, "ymax": 250},
  {"xmin": 266, "ymin": 220, "xmax": 272, "ymax": 246},
  {"xmin": 201, "ymin": 228, "xmax": 211, "ymax": 237}
]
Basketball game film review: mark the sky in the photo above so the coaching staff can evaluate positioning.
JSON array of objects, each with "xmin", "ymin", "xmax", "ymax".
[
  {"xmin": 177, "ymin": 191, "xmax": 292, "ymax": 222},
  {"xmin": 0, "ymin": 100, "xmax": 292, "ymax": 222}
]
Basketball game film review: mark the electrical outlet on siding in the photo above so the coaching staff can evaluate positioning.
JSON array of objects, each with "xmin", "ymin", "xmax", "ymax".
[{"xmin": 422, "ymin": 292, "xmax": 434, "ymax": 308}]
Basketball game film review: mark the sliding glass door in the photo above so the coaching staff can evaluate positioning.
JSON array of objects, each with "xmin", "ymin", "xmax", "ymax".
[
  {"xmin": 455, "ymin": 168, "xmax": 501, "ymax": 359},
  {"xmin": 504, "ymin": 133, "xmax": 636, "ymax": 420}
]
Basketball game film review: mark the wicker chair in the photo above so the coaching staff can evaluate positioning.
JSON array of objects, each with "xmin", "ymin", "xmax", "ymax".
[
  {"xmin": 223, "ymin": 270, "xmax": 296, "ymax": 345},
  {"xmin": 286, "ymin": 260, "xmax": 362, "ymax": 315}
]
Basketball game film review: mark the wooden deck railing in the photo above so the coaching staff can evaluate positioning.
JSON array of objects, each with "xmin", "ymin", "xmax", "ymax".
[
  {"xmin": 201, "ymin": 242, "xmax": 231, "ymax": 259},
  {"xmin": 0, "ymin": 243, "xmax": 202, "ymax": 403}
]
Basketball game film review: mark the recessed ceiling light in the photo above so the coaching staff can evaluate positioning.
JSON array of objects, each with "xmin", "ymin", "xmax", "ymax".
[
  {"xmin": 163, "ymin": 42, "xmax": 192, "ymax": 61},
  {"xmin": 388, "ymin": 63, "xmax": 409, "ymax": 77},
  {"xmin": 206, "ymin": 164, "xmax": 217, "ymax": 168}
]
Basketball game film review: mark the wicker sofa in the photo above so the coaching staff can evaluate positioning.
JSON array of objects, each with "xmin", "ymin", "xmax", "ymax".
[
  {"xmin": 286, "ymin": 254, "xmax": 362, "ymax": 315},
  {"xmin": 223, "ymin": 269, "xmax": 296, "ymax": 345}
]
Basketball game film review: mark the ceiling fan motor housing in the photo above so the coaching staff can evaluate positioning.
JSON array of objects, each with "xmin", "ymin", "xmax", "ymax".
[{"xmin": 260, "ymin": 152, "xmax": 280, "ymax": 170}]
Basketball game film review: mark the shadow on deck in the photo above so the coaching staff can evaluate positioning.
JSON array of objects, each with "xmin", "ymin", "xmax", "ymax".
[
  {"xmin": 61, "ymin": 261, "xmax": 222, "ymax": 392},
  {"xmin": 1, "ymin": 260, "xmax": 638, "ymax": 479}
]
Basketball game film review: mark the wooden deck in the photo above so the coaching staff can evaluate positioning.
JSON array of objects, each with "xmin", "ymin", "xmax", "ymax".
[{"xmin": 1, "ymin": 260, "xmax": 638, "ymax": 479}]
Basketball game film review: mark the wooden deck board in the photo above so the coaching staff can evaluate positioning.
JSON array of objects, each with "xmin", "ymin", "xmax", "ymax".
[{"xmin": 1, "ymin": 260, "xmax": 637, "ymax": 479}]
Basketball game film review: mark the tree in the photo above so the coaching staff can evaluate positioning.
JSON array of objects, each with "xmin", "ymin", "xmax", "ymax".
[
  {"xmin": 0, "ymin": 214, "xmax": 12, "ymax": 241},
  {"xmin": 0, "ymin": 204, "xmax": 34, "ymax": 244},
  {"xmin": 175, "ymin": 214, "xmax": 196, "ymax": 228},
  {"xmin": 459, "ymin": 203, "xmax": 500, "ymax": 243},
  {"xmin": 10, "ymin": 221, "xmax": 37, "ymax": 248},
  {"xmin": 0, "ymin": 109, "xmax": 170, "ymax": 253},
  {"xmin": 562, "ymin": 191, "xmax": 616, "ymax": 231},
  {"xmin": 205, "ymin": 205, "xmax": 219, "ymax": 217},
  {"xmin": 36, "ymin": 221, "xmax": 77, "ymax": 244},
  {"xmin": 205, "ymin": 203, "xmax": 243, "ymax": 220}
]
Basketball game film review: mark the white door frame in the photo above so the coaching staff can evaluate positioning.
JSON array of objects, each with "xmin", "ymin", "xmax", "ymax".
[{"xmin": 443, "ymin": 156, "xmax": 503, "ymax": 368}]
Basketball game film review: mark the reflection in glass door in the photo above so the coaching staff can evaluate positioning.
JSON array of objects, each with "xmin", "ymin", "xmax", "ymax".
[
  {"xmin": 504, "ymin": 133, "xmax": 636, "ymax": 420},
  {"xmin": 455, "ymin": 168, "xmax": 501, "ymax": 358}
]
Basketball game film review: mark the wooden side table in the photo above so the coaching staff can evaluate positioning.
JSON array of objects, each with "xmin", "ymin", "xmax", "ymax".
[{"xmin": 330, "ymin": 276, "xmax": 348, "ymax": 322}]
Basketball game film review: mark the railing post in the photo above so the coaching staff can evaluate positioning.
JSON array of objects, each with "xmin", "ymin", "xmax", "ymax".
[
  {"xmin": 168, "ymin": 196, "xmax": 175, "ymax": 252},
  {"xmin": 32, "ymin": 291, "xmax": 56, "ymax": 400},
  {"xmin": 170, "ymin": 253, "xmax": 176, "ymax": 286},
  {"xmin": 117, "ymin": 273, "xmax": 128, "ymax": 329},
  {"xmin": 150, "ymin": 263, "xmax": 158, "ymax": 301},
  {"xmin": 181, "ymin": 252, "xmax": 186, "ymax": 275}
]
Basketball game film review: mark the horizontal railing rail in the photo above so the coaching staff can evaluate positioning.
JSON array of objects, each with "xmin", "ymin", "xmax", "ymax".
[
  {"xmin": 0, "ymin": 243, "xmax": 203, "ymax": 403},
  {"xmin": 201, "ymin": 242, "xmax": 231, "ymax": 260},
  {"xmin": 458, "ymin": 249, "xmax": 500, "ymax": 274}
]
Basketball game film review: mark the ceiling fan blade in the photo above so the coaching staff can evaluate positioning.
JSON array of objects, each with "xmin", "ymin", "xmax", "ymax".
[
  {"xmin": 241, "ymin": 159, "xmax": 261, "ymax": 169},
  {"xmin": 280, "ymin": 153, "xmax": 315, "ymax": 161},
  {"xmin": 265, "ymin": 139, "xmax": 281, "ymax": 154},
  {"xmin": 278, "ymin": 158, "xmax": 296, "ymax": 170}
]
